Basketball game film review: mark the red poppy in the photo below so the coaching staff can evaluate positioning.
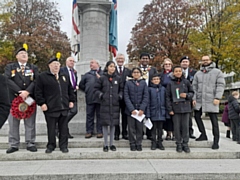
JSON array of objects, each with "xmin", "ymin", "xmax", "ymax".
[
  {"xmin": 10, "ymin": 96, "xmax": 36, "ymax": 120},
  {"xmin": 109, "ymin": 78, "xmax": 112, "ymax": 81}
]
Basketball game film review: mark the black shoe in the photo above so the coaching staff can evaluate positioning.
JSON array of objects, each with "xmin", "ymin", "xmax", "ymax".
[
  {"xmin": 103, "ymin": 146, "xmax": 108, "ymax": 152},
  {"xmin": 226, "ymin": 130, "xmax": 230, "ymax": 138},
  {"xmin": 182, "ymin": 146, "xmax": 190, "ymax": 153},
  {"xmin": 6, "ymin": 147, "xmax": 19, "ymax": 154},
  {"xmin": 61, "ymin": 148, "xmax": 69, "ymax": 153},
  {"xmin": 114, "ymin": 136, "xmax": 120, "ymax": 141},
  {"xmin": 110, "ymin": 145, "xmax": 117, "ymax": 151},
  {"xmin": 151, "ymin": 142, "xmax": 157, "ymax": 150},
  {"xmin": 68, "ymin": 134, "xmax": 74, "ymax": 139},
  {"xmin": 212, "ymin": 143, "xmax": 219, "ymax": 150},
  {"xmin": 196, "ymin": 134, "xmax": 208, "ymax": 141},
  {"xmin": 176, "ymin": 145, "xmax": 182, "ymax": 153},
  {"xmin": 189, "ymin": 134, "xmax": 196, "ymax": 139},
  {"xmin": 136, "ymin": 145, "xmax": 142, "ymax": 151},
  {"xmin": 27, "ymin": 146, "xmax": 37, "ymax": 152},
  {"xmin": 158, "ymin": 142, "xmax": 165, "ymax": 150},
  {"xmin": 130, "ymin": 145, "xmax": 136, "ymax": 151},
  {"xmin": 122, "ymin": 135, "xmax": 128, "ymax": 140},
  {"xmin": 45, "ymin": 148, "xmax": 53, "ymax": 153}
]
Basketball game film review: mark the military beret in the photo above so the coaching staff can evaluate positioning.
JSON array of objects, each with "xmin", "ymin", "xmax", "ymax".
[
  {"xmin": 180, "ymin": 56, "xmax": 190, "ymax": 63},
  {"xmin": 48, "ymin": 57, "xmax": 59, "ymax": 65},
  {"xmin": 15, "ymin": 48, "xmax": 27, "ymax": 55}
]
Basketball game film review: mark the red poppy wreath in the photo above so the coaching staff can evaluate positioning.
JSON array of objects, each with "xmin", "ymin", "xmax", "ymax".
[{"xmin": 11, "ymin": 96, "xmax": 36, "ymax": 119}]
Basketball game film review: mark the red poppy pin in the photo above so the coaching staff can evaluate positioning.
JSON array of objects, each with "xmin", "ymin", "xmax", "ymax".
[
  {"xmin": 136, "ymin": 82, "xmax": 139, "ymax": 86},
  {"xmin": 109, "ymin": 78, "xmax": 112, "ymax": 81}
]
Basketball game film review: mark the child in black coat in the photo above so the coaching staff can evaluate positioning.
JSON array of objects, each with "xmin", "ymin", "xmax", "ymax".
[
  {"xmin": 166, "ymin": 66, "xmax": 194, "ymax": 153},
  {"xmin": 147, "ymin": 74, "xmax": 166, "ymax": 150}
]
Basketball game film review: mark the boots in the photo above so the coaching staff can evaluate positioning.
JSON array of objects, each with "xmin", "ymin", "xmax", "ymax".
[
  {"xmin": 151, "ymin": 142, "xmax": 157, "ymax": 150},
  {"xmin": 226, "ymin": 130, "xmax": 230, "ymax": 138}
]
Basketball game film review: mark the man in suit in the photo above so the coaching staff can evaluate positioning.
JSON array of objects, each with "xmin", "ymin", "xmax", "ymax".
[
  {"xmin": 0, "ymin": 74, "xmax": 11, "ymax": 129},
  {"xmin": 60, "ymin": 56, "xmax": 78, "ymax": 138},
  {"xmin": 180, "ymin": 56, "xmax": 197, "ymax": 139},
  {"xmin": 114, "ymin": 53, "xmax": 131, "ymax": 140},
  {"xmin": 4, "ymin": 47, "xmax": 39, "ymax": 153},
  {"xmin": 139, "ymin": 52, "xmax": 157, "ymax": 140},
  {"xmin": 79, "ymin": 59, "xmax": 103, "ymax": 138},
  {"xmin": 35, "ymin": 57, "xmax": 75, "ymax": 153}
]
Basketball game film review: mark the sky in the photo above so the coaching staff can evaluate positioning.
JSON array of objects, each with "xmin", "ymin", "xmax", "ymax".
[{"xmin": 56, "ymin": 0, "xmax": 151, "ymax": 59}]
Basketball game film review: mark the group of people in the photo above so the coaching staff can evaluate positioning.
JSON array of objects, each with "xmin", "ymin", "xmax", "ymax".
[{"xmin": 0, "ymin": 46, "xmax": 226, "ymax": 154}]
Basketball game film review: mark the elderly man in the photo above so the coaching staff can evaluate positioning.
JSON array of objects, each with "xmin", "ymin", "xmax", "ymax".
[
  {"xmin": 4, "ymin": 47, "xmax": 39, "ymax": 154},
  {"xmin": 192, "ymin": 55, "xmax": 225, "ymax": 149},
  {"xmin": 79, "ymin": 59, "xmax": 103, "ymax": 138},
  {"xmin": 35, "ymin": 57, "xmax": 75, "ymax": 153},
  {"xmin": 59, "ymin": 57, "xmax": 78, "ymax": 138},
  {"xmin": 0, "ymin": 74, "xmax": 11, "ymax": 129},
  {"xmin": 114, "ymin": 53, "xmax": 131, "ymax": 140},
  {"xmin": 180, "ymin": 56, "xmax": 197, "ymax": 139}
]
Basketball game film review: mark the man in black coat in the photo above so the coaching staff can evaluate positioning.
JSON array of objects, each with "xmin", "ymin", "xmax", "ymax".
[
  {"xmin": 180, "ymin": 56, "xmax": 197, "ymax": 139},
  {"xmin": 0, "ymin": 74, "xmax": 11, "ymax": 129},
  {"xmin": 139, "ymin": 52, "xmax": 157, "ymax": 140},
  {"xmin": 114, "ymin": 53, "xmax": 131, "ymax": 140},
  {"xmin": 59, "ymin": 56, "xmax": 78, "ymax": 138},
  {"xmin": 79, "ymin": 59, "xmax": 103, "ymax": 138},
  {"xmin": 4, "ymin": 47, "xmax": 39, "ymax": 154},
  {"xmin": 35, "ymin": 57, "xmax": 75, "ymax": 153}
]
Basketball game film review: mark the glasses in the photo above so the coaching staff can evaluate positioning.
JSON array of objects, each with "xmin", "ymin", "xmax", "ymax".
[{"xmin": 133, "ymin": 71, "xmax": 140, "ymax": 74}]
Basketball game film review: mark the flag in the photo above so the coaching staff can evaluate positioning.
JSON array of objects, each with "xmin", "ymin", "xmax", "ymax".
[
  {"xmin": 71, "ymin": 0, "xmax": 80, "ymax": 55},
  {"xmin": 109, "ymin": 0, "xmax": 118, "ymax": 57}
]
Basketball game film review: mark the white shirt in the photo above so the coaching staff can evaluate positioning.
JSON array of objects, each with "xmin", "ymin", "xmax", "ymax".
[
  {"xmin": 183, "ymin": 68, "xmax": 188, "ymax": 78},
  {"xmin": 117, "ymin": 66, "xmax": 124, "ymax": 74}
]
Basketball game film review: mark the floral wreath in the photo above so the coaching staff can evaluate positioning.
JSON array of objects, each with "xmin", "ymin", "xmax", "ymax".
[{"xmin": 11, "ymin": 96, "xmax": 36, "ymax": 120}]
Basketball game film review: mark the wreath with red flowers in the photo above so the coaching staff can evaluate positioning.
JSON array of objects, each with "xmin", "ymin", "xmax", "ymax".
[{"xmin": 10, "ymin": 96, "xmax": 36, "ymax": 120}]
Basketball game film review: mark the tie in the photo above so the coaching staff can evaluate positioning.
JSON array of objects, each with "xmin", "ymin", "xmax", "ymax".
[
  {"xmin": 70, "ymin": 69, "xmax": 76, "ymax": 89},
  {"xmin": 21, "ymin": 65, "xmax": 25, "ymax": 75},
  {"xmin": 119, "ymin": 66, "xmax": 122, "ymax": 75},
  {"xmin": 54, "ymin": 74, "xmax": 59, "ymax": 80}
]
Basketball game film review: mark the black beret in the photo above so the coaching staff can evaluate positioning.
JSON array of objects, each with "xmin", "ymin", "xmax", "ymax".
[
  {"xmin": 180, "ymin": 56, "xmax": 190, "ymax": 63},
  {"xmin": 15, "ymin": 47, "xmax": 27, "ymax": 55},
  {"xmin": 48, "ymin": 57, "xmax": 59, "ymax": 65},
  {"xmin": 140, "ymin": 52, "xmax": 150, "ymax": 59}
]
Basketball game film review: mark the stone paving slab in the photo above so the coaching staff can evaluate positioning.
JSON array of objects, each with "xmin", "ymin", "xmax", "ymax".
[{"xmin": 0, "ymin": 159, "xmax": 240, "ymax": 180}]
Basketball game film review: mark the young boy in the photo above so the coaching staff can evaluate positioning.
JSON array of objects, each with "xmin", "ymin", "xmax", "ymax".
[
  {"xmin": 147, "ymin": 74, "xmax": 166, "ymax": 150},
  {"xmin": 166, "ymin": 66, "xmax": 194, "ymax": 153},
  {"xmin": 228, "ymin": 91, "xmax": 240, "ymax": 143}
]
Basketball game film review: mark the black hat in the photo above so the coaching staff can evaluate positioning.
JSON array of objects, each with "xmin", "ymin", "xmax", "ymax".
[
  {"xmin": 48, "ymin": 57, "xmax": 59, "ymax": 65},
  {"xmin": 180, "ymin": 56, "xmax": 190, "ymax": 63},
  {"xmin": 15, "ymin": 48, "xmax": 27, "ymax": 55}
]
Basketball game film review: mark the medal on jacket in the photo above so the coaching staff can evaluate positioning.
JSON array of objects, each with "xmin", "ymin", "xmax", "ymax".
[
  {"xmin": 11, "ymin": 70, "xmax": 16, "ymax": 77},
  {"xmin": 62, "ymin": 76, "xmax": 66, "ymax": 82},
  {"xmin": 176, "ymin": 88, "xmax": 180, "ymax": 99}
]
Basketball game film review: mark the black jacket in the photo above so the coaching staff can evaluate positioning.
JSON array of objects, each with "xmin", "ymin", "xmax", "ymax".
[
  {"xmin": 166, "ymin": 74, "xmax": 194, "ymax": 113},
  {"xmin": 0, "ymin": 75, "xmax": 11, "ymax": 128},
  {"xmin": 228, "ymin": 95, "xmax": 240, "ymax": 120},
  {"xmin": 94, "ymin": 73, "xmax": 123, "ymax": 126},
  {"xmin": 79, "ymin": 69, "xmax": 103, "ymax": 104},
  {"xmin": 35, "ymin": 70, "xmax": 75, "ymax": 117},
  {"xmin": 4, "ymin": 62, "xmax": 39, "ymax": 102},
  {"xmin": 124, "ymin": 78, "xmax": 149, "ymax": 116}
]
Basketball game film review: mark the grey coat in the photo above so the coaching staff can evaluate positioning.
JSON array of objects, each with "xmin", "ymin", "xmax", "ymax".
[{"xmin": 192, "ymin": 62, "xmax": 225, "ymax": 113}]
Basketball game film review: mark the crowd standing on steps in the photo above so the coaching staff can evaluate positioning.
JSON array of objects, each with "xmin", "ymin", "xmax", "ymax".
[{"xmin": 1, "ymin": 49, "xmax": 231, "ymax": 154}]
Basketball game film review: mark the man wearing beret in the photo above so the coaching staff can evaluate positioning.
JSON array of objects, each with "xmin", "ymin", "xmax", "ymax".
[
  {"xmin": 4, "ymin": 47, "xmax": 39, "ymax": 153},
  {"xmin": 0, "ymin": 74, "xmax": 11, "ymax": 129},
  {"xmin": 180, "ymin": 56, "xmax": 197, "ymax": 139},
  {"xmin": 35, "ymin": 58, "xmax": 75, "ymax": 153}
]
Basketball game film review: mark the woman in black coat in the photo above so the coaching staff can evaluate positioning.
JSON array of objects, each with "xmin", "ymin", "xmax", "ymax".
[{"xmin": 94, "ymin": 61, "xmax": 123, "ymax": 152}]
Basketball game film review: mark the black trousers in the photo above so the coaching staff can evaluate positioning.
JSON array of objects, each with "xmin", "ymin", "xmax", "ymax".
[
  {"xmin": 172, "ymin": 113, "xmax": 189, "ymax": 147},
  {"xmin": 189, "ymin": 111, "xmax": 194, "ymax": 135},
  {"xmin": 115, "ymin": 100, "xmax": 128, "ymax": 137},
  {"xmin": 230, "ymin": 118, "xmax": 240, "ymax": 141},
  {"xmin": 86, "ymin": 103, "xmax": 102, "ymax": 134},
  {"xmin": 66, "ymin": 102, "xmax": 78, "ymax": 134},
  {"xmin": 194, "ymin": 108, "xmax": 220, "ymax": 144},
  {"xmin": 128, "ymin": 116, "xmax": 143, "ymax": 146},
  {"xmin": 45, "ymin": 113, "xmax": 68, "ymax": 150},
  {"xmin": 151, "ymin": 121, "xmax": 164, "ymax": 143}
]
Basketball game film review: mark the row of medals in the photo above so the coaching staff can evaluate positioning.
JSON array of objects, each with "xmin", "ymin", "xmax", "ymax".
[{"xmin": 141, "ymin": 67, "xmax": 148, "ymax": 79}]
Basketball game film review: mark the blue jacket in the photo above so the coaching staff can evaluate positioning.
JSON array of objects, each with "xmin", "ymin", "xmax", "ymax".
[
  {"xmin": 124, "ymin": 79, "xmax": 148, "ymax": 116},
  {"xmin": 147, "ymin": 83, "xmax": 166, "ymax": 121}
]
